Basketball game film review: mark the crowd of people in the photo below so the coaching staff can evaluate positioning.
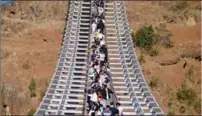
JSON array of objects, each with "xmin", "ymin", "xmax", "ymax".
[{"xmin": 86, "ymin": 0, "xmax": 123, "ymax": 116}]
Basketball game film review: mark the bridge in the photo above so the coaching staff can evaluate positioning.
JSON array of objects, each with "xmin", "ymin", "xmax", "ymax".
[{"xmin": 35, "ymin": 0, "xmax": 164, "ymax": 115}]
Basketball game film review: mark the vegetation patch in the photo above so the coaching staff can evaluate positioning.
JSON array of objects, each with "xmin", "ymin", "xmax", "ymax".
[
  {"xmin": 134, "ymin": 24, "xmax": 154, "ymax": 51},
  {"xmin": 131, "ymin": 23, "xmax": 173, "ymax": 57},
  {"xmin": 29, "ymin": 79, "xmax": 36, "ymax": 97},
  {"xmin": 27, "ymin": 108, "xmax": 36, "ymax": 116},
  {"xmin": 167, "ymin": 108, "xmax": 175, "ymax": 115},
  {"xmin": 23, "ymin": 63, "xmax": 30, "ymax": 69},
  {"xmin": 176, "ymin": 83, "xmax": 197, "ymax": 105},
  {"xmin": 167, "ymin": 64, "xmax": 200, "ymax": 114}
]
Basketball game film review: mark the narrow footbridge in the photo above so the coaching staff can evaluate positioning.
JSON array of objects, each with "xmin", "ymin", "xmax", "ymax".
[{"xmin": 35, "ymin": 0, "xmax": 164, "ymax": 115}]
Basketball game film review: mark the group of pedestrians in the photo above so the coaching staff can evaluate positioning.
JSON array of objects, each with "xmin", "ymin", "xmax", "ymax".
[{"xmin": 86, "ymin": 0, "xmax": 123, "ymax": 116}]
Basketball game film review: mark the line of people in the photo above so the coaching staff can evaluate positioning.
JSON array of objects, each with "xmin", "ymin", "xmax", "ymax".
[{"xmin": 86, "ymin": 0, "xmax": 123, "ymax": 116}]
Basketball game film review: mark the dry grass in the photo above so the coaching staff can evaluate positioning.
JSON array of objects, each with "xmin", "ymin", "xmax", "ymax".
[
  {"xmin": 126, "ymin": 1, "xmax": 201, "ymax": 115},
  {"xmin": 1, "ymin": 1, "xmax": 68, "ymax": 115}
]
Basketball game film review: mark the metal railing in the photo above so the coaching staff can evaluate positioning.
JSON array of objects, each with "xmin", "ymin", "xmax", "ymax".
[
  {"xmin": 35, "ymin": 1, "xmax": 91, "ymax": 115},
  {"xmin": 103, "ymin": 0, "xmax": 119, "ymax": 107},
  {"xmin": 113, "ymin": 1, "xmax": 164, "ymax": 115},
  {"xmin": 35, "ymin": 0, "xmax": 164, "ymax": 115}
]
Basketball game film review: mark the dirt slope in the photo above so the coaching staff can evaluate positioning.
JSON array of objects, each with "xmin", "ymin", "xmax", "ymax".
[
  {"xmin": 1, "ymin": 1, "xmax": 68, "ymax": 115},
  {"xmin": 126, "ymin": 1, "xmax": 201, "ymax": 115},
  {"xmin": 1, "ymin": 1, "xmax": 201, "ymax": 115}
]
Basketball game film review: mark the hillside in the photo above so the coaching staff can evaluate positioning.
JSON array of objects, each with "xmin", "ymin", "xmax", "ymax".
[
  {"xmin": 0, "ymin": 1, "xmax": 201, "ymax": 115},
  {"xmin": 126, "ymin": 1, "xmax": 201, "ymax": 115},
  {"xmin": 1, "ymin": 1, "xmax": 68, "ymax": 114}
]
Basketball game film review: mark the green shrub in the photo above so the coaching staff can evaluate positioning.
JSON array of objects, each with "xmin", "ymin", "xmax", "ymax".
[
  {"xmin": 167, "ymin": 108, "xmax": 175, "ymax": 115},
  {"xmin": 27, "ymin": 108, "xmax": 36, "ymax": 116},
  {"xmin": 29, "ymin": 79, "xmax": 36, "ymax": 97},
  {"xmin": 23, "ymin": 63, "xmax": 30, "ymax": 69},
  {"xmin": 176, "ymin": 85, "xmax": 197, "ymax": 105},
  {"xmin": 135, "ymin": 24, "xmax": 154, "ymax": 50}
]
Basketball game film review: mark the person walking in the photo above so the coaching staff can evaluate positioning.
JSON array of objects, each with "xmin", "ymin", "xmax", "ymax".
[
  {"xmin": 110, "ymin": 104, "xmax": 119, "ymax": 116},
  {"xmin": 102, "ymin": 105, "xmax": 112, "ymax": 116},
  {"xmin": 100, "ymin": 85, "xmax": 113, "ymax": 105},
  {"xmin": 92, "ymin": 21, "xmax": 97, "ymax": 33},
  {"xmin": 116, "ymin": 102, "xmax": 123, "ymax": 116}
]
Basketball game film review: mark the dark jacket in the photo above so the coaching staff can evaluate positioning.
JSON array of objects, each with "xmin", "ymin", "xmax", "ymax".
[
  {"xmin": 100, "ymin": 1, "xmax": 104, "ymax": 8},
  {"xmin": 101, "ymin": 88, "xmax": 113, "ymax": 100},
  {"xmin": 102, "ymin": 109, "xmax": 112, "ymax": 116},
  {"xmin": 110, "ymin": 107, "xmax": 119, "ymax": 116},
  {"xmin": 102, "ymin": 47, "xmax": 108, "ymax": 62},
  {"xmin": 97, "ymin": 21, "xmax": 105, "ymax": 31},
  {"xmin": 91, "ymin": 83, "xmax": 101, "ymax": 92}
]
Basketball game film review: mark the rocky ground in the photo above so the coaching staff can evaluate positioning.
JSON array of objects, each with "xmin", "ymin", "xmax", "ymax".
[{"xmin": 126, "ymin": 1, "xmax": 201, "ymax": 115}]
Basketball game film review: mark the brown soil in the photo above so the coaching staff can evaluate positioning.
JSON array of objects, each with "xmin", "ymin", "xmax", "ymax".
[
  {"xmin": 1, "ymin": 0, "xmax": 201, "ymax": 115},
  {"xmin": 126, "ymin": 1, "xmax": 201, "ymax": 115},
  {"xmin": 1, "ymin": 1, "xmax": 68, "ymax": 115}
]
